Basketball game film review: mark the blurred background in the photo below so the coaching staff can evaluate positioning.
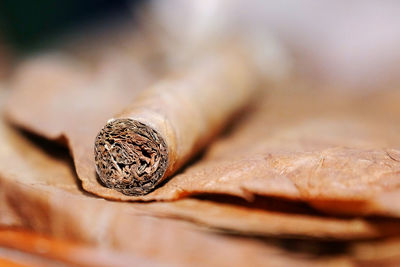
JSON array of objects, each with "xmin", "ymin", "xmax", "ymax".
[{"xmin": 0, "ymin": 0, "xmax": 400, "ymax": 91}]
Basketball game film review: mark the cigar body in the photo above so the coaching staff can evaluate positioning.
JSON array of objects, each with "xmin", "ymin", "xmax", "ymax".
[{"xmin": 95, "ymin": 45, "xmax": 260, "ymax": 195}]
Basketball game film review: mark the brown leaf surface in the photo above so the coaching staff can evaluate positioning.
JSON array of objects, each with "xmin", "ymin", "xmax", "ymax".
[
  {"xmin": 0, "ymin": 228, "xmax": 163, "ymax": 267},
  {"xmin": 0, "ymin": 97, "xmax": 359, "ymax": 266},
  {"xmin": 6, "ymin": 56, "xmax": 400, "ymax": 216},
  {"xmin": 350, "ymin": 238, "xmax": 400, "ymax": 266},
  {"xmin": 2, "ymin": 98, "xmax": 398, "ymax": 241}
]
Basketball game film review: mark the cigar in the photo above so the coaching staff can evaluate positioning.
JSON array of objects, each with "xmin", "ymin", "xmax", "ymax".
[{"xmin": 94, "ymin": 44, "xmax": 260, "ymax": 195}]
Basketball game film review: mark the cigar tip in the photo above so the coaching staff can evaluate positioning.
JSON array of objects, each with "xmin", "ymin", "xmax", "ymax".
[{"xmin": 94, "ymin": 118, "xmax": 168, "ymax": 196}]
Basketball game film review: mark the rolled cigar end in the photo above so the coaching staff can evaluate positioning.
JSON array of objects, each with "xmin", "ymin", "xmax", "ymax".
[{"xmin": 94, "ymin": 118, "xmax": 168, "ymax": 195}]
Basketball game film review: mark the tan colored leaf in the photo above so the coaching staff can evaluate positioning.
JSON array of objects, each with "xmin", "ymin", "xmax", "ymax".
[
  {"xmin": 6, "ymin": 60, "xmax": 400, "ymax": 217},
  {"xmin": 0, "ymin": 109, "xmax": 354, "ymax": 266}
]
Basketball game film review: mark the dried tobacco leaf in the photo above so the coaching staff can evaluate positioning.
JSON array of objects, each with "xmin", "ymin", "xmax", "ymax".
[
  {"xmin": 7, "ymin": 62, "xmax": 400, "ymax": 217},
  {"xmin": 0, "ymin": 108, "xmax": 358, "ymax": 266}
]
